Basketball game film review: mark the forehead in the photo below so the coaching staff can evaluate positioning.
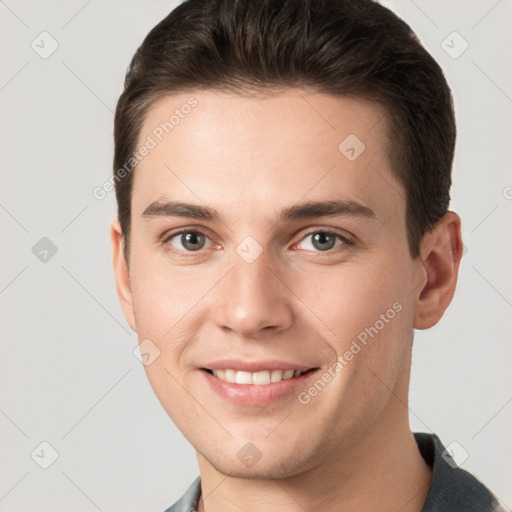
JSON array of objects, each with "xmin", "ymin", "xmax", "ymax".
[{"xmin": 131, "ymin": 88, "xmax": 403, "ymax": 224}]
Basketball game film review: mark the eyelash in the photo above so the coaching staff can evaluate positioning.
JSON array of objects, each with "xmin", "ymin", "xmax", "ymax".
[{"xmin": 161, "ymin": 227, "xmax": 355, "ymax": 258}]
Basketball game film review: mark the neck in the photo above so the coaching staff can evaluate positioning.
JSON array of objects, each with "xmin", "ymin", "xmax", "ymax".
[{"xmin": 196, "ymin": 356, "xmax": 432, "ymax": 512}]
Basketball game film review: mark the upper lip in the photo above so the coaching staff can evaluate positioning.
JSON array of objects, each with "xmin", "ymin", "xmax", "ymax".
[{"xmin": 201, "ymin": 359, "xmax": 317, "ymax": 373}]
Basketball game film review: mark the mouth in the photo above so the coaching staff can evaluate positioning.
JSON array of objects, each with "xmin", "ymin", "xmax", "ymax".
[
  {"xmin": 202, "ymin": 367, "xmax": 318, "ymax": 385},
  {"xmin": 199, "ymin": 364, "xmax": 322, "ymax": 406}
]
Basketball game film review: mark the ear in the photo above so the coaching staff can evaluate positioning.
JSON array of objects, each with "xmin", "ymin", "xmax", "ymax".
[
  {"xmin": 413, "ymin": 211, "xmax": 463, "ymax": 330},
  {"xmin": 110, "ymin": 218, "xmax": 137, "ymax": 332}
]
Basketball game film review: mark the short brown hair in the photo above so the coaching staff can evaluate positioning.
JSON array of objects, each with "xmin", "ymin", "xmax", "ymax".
[{"xmin": 113, "ymin": 0, "xmax": 456, "ymax": 261}]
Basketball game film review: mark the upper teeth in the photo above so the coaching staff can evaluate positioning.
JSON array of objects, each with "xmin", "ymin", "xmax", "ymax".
[{"xmin": 211, "ymin": 369, "xmax": 303, "ymax": 385}]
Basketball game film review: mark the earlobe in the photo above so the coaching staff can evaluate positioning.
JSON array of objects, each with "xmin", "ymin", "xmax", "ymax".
[
  {"xmin": 110, "ymin": 219, "xmax": 137, "ymax": 332},
  {"xmin": 413, "ymin": 212, "xmax": 463, "ymax": 330}
]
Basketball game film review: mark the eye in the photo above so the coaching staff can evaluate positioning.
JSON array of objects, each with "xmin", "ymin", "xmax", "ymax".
[
  {"xmin": 164, "ymin": 230, "xmax": 212, "ymax": 254},
  {"xmin": 296, "ymin": 230, "xmax": 351, "ymax": 252},
  {"xmin": 162, "ymin": 228, "xmax": 353, "ymax": 257}
]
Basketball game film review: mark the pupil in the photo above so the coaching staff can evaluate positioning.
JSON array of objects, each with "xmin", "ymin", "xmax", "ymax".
[
  {"xmin": 183, "ymin": 232, "xmax": 204, "ymax": 251},
  {"xmin": 313, "ymin": 232, "xmax": 335, "ymax": 251}
]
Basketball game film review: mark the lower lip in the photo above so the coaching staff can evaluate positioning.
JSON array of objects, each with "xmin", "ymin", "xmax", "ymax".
[{"xmin": 199, "ymin": 368, "xmax": 319, "ymax": 407}]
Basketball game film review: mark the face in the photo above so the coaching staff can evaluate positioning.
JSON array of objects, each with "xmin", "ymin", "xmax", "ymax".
[{"xmin": 111, "ymin": 88, "xmax": 451, "ymax": 479}]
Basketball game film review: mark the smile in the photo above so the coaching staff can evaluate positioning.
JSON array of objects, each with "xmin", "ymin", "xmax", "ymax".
[{"xmin": 205, "ymin": 368, "xmax": 306, "ymax": 385}]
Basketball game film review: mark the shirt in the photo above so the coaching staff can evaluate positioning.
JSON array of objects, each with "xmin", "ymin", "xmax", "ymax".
[{"xmin": 163, "ymin": 432, "xmax": 506, "ymax": 511}]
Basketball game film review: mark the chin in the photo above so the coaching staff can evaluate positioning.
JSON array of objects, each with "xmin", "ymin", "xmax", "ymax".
[{"xmin": 201, "ymin": 444, "xmax": 316, "ymax": 480}]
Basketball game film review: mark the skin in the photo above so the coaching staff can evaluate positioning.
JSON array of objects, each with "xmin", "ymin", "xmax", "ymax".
[{"xmin": 111, "ymin": 88, "xmax": 463, "ymax": 512}]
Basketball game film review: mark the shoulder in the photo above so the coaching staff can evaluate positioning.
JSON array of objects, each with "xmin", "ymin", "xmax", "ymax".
[{"xmin": 414, "ymin": 432, "xmax": 506, "ymax": 512}]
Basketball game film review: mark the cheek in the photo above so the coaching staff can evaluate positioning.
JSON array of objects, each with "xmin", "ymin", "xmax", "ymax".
[
  {"xmin": 129, "ymin": 250, "xmax": 207, "ymax": 335},
  {"xmin": 128, "ymin": 257, "xmax": 205, "ymax": 418},
  {"xmin": 291, "ymin": 258, "xmax": 411, "ymax": 341},
  {"xmin": 128, "ymin": 251, "xmax": 227, "ymax": 396},
  {"xmin": 289, "ymin": 254, "xmax": 415, "ymax": 394}
]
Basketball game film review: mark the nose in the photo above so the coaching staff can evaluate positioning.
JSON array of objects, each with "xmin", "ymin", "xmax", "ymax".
[{"xmin": 211, "ymin": 248, "xmax": 294, "ymax": 338}]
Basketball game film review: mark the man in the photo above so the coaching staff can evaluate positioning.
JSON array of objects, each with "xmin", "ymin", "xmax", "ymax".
[{"xmin": 110, "ymin": 0, "xmax": 505, "ymax": 510}]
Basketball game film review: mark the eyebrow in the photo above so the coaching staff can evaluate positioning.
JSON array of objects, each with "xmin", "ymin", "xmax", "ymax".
[{"xmin": 141, "ymin": 199, "xmax": 376, "ymax": 223}]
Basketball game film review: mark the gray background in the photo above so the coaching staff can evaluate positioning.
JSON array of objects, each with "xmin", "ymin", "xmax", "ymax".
[{"xmin": 1, "ymin": 0, "xmax": 511, "ymax": 510}]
